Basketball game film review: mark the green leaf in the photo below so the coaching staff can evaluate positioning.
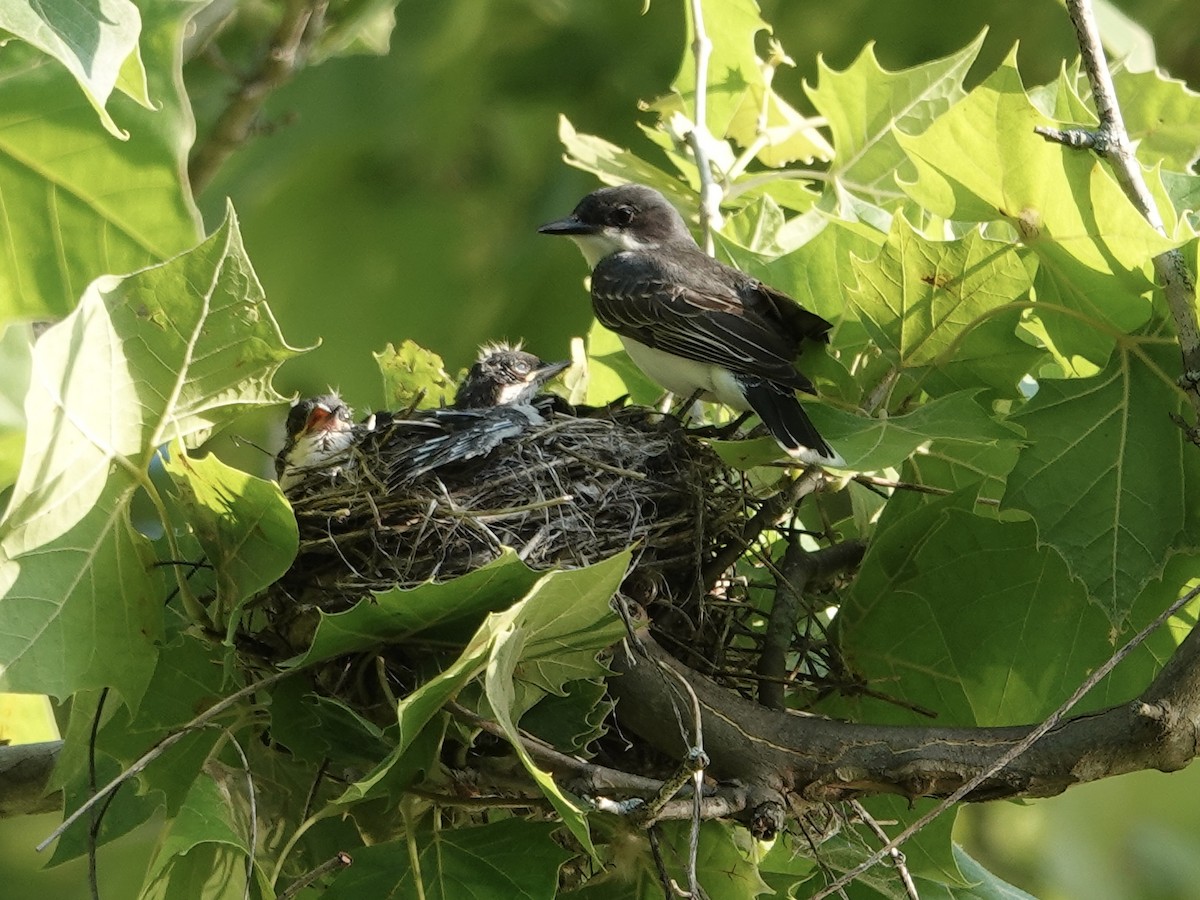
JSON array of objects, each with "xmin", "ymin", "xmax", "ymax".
[
  {"xmin": 0, "ymin": 0, "xmax": 149, "ymax": 138},
  {"xmin": 0, "ymin": 0, "xmax": 201, "ymax": 321},
  {"xmin": 896, "ymin": 55, "xmax": 1179, "ymax": 363},
  {"xmin": 807, "ymin": 34, "xmax": 984, "ymax": 212},
  {"xmin": 138, "ymin": 772, "xmax": 263, "ymax": 900},
  {"xmin": 288, "ymin": 550, "xmax": 544, "ymax": 667},
  {"xmin": 848, "ymin": 217, "xmax": 1032, "ymax": 369},
  {"xmin": 939, "ymin": 844, "xmax": 1038, "ymax": 898},
  {"xmin": 162, "ymin": 445, "xmax": 298, "ymax": 634},
  {"xmin": 375, "ymin": 339, "xmax": 456, "ymax": 410},
  {"xmin": 834, "ymin": 503, "xmax": 1180, "ymax": 728},
  {"xmin": 810, "ymin": 392, "xmax": 1020, "ymax": 472},
  {"xmin": 336, "ymin": 553, "xmax": 628, "ymax": 821},
  {"xmin": 323, "ymin": 819, "xmax": 571, "ymax": 900},
  {"xmin": 661, "ymin": 0, "xmax": 832, "ymax": 167},
  {"xmin": 483, "ymin": 552, "xmax": 630, "ymax": 855},
  {"xmin": 557, "ymin": 116, "xmax": 697, "ymax": 210},
  {"xmin": 1114, "ymin": 68, "xmax": 1200, "ymax": 171},
  {"xmin": 0, "ymin": 209, "xmax": 299, "ymax": 705},
  {"xmin": 50, "ymin": 629, "xmax": 231, "ymax": 862},
  {"xmin": 0, "ymin": 322, "xmax": 33, "ymax": 492},
  {"xmin": 1002, "ymin": 345, "xmax": 1196, "ymax": 624}
]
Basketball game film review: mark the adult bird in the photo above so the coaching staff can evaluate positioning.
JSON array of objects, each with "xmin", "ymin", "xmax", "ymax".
[
  {"xmin": 539, "ymin": 183, "xmax": 842, "ymax": 466},
  {"xmin": 275, "ymin": 393, "xmax": 358, "ymax": 491}
]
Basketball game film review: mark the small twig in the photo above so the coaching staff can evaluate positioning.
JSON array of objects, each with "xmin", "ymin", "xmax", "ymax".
[
  {"xmin": 848, "ymin": 800, "xmax": 920, "ymax": 900},
  {"xmin": 812, "ymin": 581, "xmax": 1200, "ymax": 898},
  {"xmin": 226, "ymin": 735, "xmax": 257, "ymax": 900},
  {"xmin": 189, "ymin": 0, "xmax": 327, "ymax": 193},
  {"xmin": 87, "ymin": 687, "xmax": 109, "ymax": 900},
  {"xmin": 686, "ymin": 0, "xmax": 721, "ymax": 254},
  {"xmin": 852, "ymin": 474, "xmax": 1002, "ymax": 507},
  {"xmin": 703, "ymin": 470, "xmax": 824, "ymax": 589},
  {"xmin": 1035, "ymin": 0, "xmax": 1200, "ymax": 439},
  {"xmin": 39, "ymin": 668, "xmax": 300, "ymax": 852},
  {"xmin": 276, "ymin": 851, "xmax": 352, "ymax": 900}
]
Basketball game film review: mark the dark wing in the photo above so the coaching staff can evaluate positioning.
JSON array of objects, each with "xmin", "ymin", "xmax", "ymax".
[
  {"xmin": 591, "ymin": 250, "xmax": 832, "ymax": 390},
  {"xmin": 374, "ymin": 408, "xmax": 532, "ymax": 486}
]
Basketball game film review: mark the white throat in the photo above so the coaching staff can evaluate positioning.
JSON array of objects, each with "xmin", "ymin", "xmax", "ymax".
[{"xmin": 568, "ymin": 228, "xmax": 657, "ymax": 269}]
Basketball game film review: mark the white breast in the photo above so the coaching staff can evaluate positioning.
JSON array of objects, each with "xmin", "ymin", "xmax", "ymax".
[{"xmin": 619, "ymin": 337, "xmax": 751, "ymax": 411}]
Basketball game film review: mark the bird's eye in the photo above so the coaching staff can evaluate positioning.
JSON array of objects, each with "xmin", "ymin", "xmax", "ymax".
[{"xmin": 613, "ymin": 204, "xmax": 636, "ymax": 227}]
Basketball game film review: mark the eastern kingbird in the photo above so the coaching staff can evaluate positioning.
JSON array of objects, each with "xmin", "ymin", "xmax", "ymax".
[
  {"xmin": 453, "ymin": 342, "xmax": 570, "ymax": 409},
  {"xmin": 275, "ymin": 393, "xmax": 357, "ymax": 491},
  {"xmin": 380, "ymin": 343, "xmax": 569, "ymax": 484},
  {"xmin": 539, "ymin": 184, "xmax": 843, "ymax": 466}
]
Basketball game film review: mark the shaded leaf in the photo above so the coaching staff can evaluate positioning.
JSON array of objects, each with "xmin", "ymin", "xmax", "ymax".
[
  {"xmin": 162, "ymin": 445, "xmax": 298, "ymax": 633},
  {"xmin": 323, "ymin": 819, "xmax": 570, "ymax": 900},
  {"xmin": 1002, "ymin": 345, "xmax": 1196, "ymax": 623}
]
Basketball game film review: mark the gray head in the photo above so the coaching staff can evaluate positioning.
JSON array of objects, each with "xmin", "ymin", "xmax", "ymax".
[
  {"xmin": 453, "ymin": 342, "xmax": 569, "ymax": 409},
  {"xmin": 538, "ymin": 184, "xmax": 696, "ymax": 267}
]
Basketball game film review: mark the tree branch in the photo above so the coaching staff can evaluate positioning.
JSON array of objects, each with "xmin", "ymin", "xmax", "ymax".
[
  {"xmin": 608, "ymin": 593, "xmax": 1200, "ymax": 821},
  {"xmin": 1034, "ymin": 0, "xmax": 1200, "ymax": 440},
  {"xmin": 188, "ymin": 0, "xmax": 328, "ymax": 194}
]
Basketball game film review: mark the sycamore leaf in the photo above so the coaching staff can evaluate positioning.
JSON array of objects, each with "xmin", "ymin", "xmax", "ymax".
[
  {"xmin": 0, "ymin": 0, "xmax": 150, "ymax": 138},
  {"xmin": 896, "ymin": 54, "xmax": 1180, "ymax": 364},
  {"xmin": 1113, "ymin": 68, "xmax": 1200, "ymax": 171},
  {"xmin": 0, "ymin": 0, "xmax": 201, "ymax": 321},
  {"xmin": 572, "ymin": 821, "xmax": 770, "ymax": 900},
  {"xmin": 1002, "ymin": 345, "xmax": 1197, "ymax": 624},
  {"xmin": 161, "ymin": 446, "xmax": 298, "ymax": 634},
  {"xmin": 0, "ymin": 209, "xmax": 299, "ymax": 706},
  {"xmin": 807, "ymin": 35, "xmax": 984, "ymax": 211},
  {"xmin": 848, "ymin": 216, "xmax": 1033, "ymax": 369},
  {"xmin": 658, "ymin": 0, "xmax": 831, "ymax": 167},
  {"xmin": 288, "ymin": 550, "xmax": 544, "ymax": 667},
  {"xmin": 375, "ymin": 339, "xmax": 456, "ymax": 410},
  {"xmin": 322, "ymin": 820, "xmax": 570, "ymax": 900},
  {"xmin": 335, "ymin": 553, "xmax": 628, "ymax": 837},
  {"xmin": 557, "ymin": 116, "xmax": 697, "ymax": 210},
  {"xmin": 0, "ymin": 323, "xmax": 33, "ymax": 491},
  {"xmin": 138, "ymin": 772, "xmax": 264, "ymax": 900}
]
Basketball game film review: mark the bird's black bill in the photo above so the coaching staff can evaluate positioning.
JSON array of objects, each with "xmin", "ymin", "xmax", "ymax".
[
  {"xmin": 530, "ymin": 360, "xmax": 570, "ymax": 384},
  {"xmin": 537, "ymin": 215, "xmax": 596, "ymax": 236}
]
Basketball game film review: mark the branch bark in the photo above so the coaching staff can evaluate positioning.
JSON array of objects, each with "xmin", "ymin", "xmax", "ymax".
[
  {"xmin": 188, "ymin": 0, "xmax": 327, "ymax": 195},
  {"xmin": 608, "ymin": 616, "xmax": 1200, "ymax": 812}
]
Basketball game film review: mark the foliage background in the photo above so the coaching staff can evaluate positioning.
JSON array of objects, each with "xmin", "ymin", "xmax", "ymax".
[{"xmin": 1, "ymin": 0, "xmax": 1199, "ymax": 896}]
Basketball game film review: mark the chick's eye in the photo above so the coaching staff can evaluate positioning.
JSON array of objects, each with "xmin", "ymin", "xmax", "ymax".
[{"xmin": 613, "ymin": 204, "xmax": 636, "ymax": 226}]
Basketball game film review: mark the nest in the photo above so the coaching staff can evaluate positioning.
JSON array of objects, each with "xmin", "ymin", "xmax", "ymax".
[{"xmin": 257, "ymin": 405, "xmax": 746, "ymax": 652}]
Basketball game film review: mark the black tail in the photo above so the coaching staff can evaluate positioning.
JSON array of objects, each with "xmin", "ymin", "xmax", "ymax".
[{"xmin": 739, "ymin": 377, "xmax": 843, "ymax": 466}]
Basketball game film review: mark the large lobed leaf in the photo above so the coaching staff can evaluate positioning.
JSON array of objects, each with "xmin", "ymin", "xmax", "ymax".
[
  {"xmin": 896, "ymin": 55, "xmax": 1180, "ymax": 364},
  {"xmin": 1003, "ymin": 344, "xmax": 1199, "ymax": 624},
  {"xmin": 0, "ymin": 209, "xmax": 299, "ymax": 706},
  {"xmin": 807, "ymin": 35, "xmax": 984, "ymax": 213},
  {"xmin": 0, "ymin": 0, "xmax": 200, "ymax": 322}
]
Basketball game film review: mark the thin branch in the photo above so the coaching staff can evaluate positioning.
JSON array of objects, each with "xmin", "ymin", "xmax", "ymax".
[
  {"xmin": 852, "ymin": 474, "xmax": 1002, "ymax": 507},
  {"xmin": 277, "ymin": 851, "xmax": 352, "ymax": 900},
  {"xmin": 189, "ymin": 0, "xmax": 327, "ymax": 194},
  {"xmin": 848, "ymin": 800, "xmax": 920, "ymax": 900},
  {"xmin": 1035, "ymin": 0, "xmax": 1200, "ymax": 439},
  {"xmin": 686, "ymin": 0, "xmax": 721, "ymax": 254},
  {"xmin": 39, "ymin": 667, "xmax": 300, "ymax": 852}
]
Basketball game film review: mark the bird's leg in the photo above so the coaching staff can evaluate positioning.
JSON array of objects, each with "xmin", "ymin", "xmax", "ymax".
[{"xmin": 673, "ymin": 389, "xmax": 707, "ymax": 425}]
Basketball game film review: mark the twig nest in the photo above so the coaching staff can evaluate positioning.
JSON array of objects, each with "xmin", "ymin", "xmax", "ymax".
[{"xmin": 260, "ymin": 405, "xmax": 744, "ymax": 651}]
